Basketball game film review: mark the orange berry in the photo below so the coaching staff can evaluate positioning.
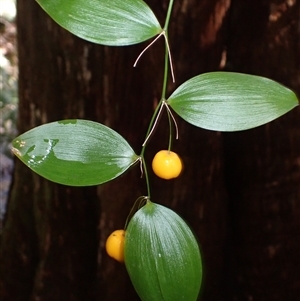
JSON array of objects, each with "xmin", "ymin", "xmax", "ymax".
[
  {"xmin": 152, "ymin": 150, "xmax": 183, "ymax": 180},
  {"xmin": 105, "ymin": 229, "xmax": 125, "ymax": 262}
]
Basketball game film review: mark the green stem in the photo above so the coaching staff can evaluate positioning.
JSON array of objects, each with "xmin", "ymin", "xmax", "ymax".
[
  {"xmin": 164, "ymin": 0, "xmax": 175, "ymax": 30},
  {"xmin": 124, "ymin": 195, "xmax": 148, "ymax": 229},
  {"xmin": 161, "ymin": 0, "xmax": 175, "ymax": 100},
  {"xmin": 140, "ymin": 99, "xmax": 163, "ymax": 157},
  {"xmin": 161, "ymin": 35, "xmax": 169, "ymax": 100},
  {"xmin": 142, "ymin": 157, "xmax": 151, "ymax": 199},
  {"xmin": 167, "ymin": 107, "xmax": 173, "ymax": 151},
  {"xmin": 141, "ymin": 0, "xmax": 175, "ymax": 150},
  {"xmin": 139, "ymin": 0, "xmax": 175, "ymax": 196}
]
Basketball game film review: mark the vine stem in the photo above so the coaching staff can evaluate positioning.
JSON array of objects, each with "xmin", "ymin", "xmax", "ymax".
[
  {"xmin": 124, "ymin": 195, "xmax": 149, "ymax": 229},
  {"xmin": 140, "ymin": 0, "xmax": 175, "ymax": 197},
  {"xmin": 142, "ymin": 157, "xmax": 151, "ymax": 198},
  {"xmin": 165, "ymin": 101, "xmax": 178, "ymax": 150},
  {"xmin": 164, "ymin": 0, "xmax": 174, "ymax": 30}
]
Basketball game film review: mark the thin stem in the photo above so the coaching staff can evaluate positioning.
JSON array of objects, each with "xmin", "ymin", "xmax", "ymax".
[
  {"xmin": 163, "ymin": 101, "xmax": 178, "ymax": 151},
  {"xmin": 140, "ymin": 0, "xmax": 176, "ymax": 151},
  {"xmin": 142, "ymin": 102, "xmax": 165, "ymax": 147},
  {"xmin": 161, "ymin": 38, "xmax": 169, "ymax": 99},
  {"xmin": 142, "ymin": 157, "xmax": 151, "ymax": 198},
  {"xmin": 165, "ymin": 102, "xmax": 179, "ymax": 140},
  {"xmin": 139, "ymin": 157, "xmax": 144, "ymax": 177},
  {"xmin": 161, "ymin": 0, "xmax": 175, "ymax": 97},
  {"xmin": 164, "ymin": 0, "xmax": 175, "ymax": 30},
  {"xmin": 124, "ymin": 195, "xmax": 148, "ymax": 229},
  {"xmin": 139, "ymin": 0, "xmax": 176, "ymax": 197},
  {"xmin": 140, "ymin": 98, "xmax": 164, "ymax": 157},
  {"xmin": 167, "ymin": 103, "xmax": 173, "ymax": 151},
  {"xmin": 163, "ymin": 34, "xmax": 175, "ymax": 83}
]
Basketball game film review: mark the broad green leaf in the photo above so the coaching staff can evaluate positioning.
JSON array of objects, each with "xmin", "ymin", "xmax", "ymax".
[
  {"xmin": 12, "ymin": 120, "xmax": 139, "ymax": 186},
  {"xmin": 37, "ymin": 0, "xmax": 162, "ymax": 46},
  {"xmin": 124, "ymin": 201, "xmax": 202, "ymax": 301},
  {"xmin": 167, "ymin": 72, "xmax": 299, "ymax": 131}
]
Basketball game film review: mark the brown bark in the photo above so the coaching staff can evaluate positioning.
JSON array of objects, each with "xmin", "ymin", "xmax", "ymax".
[
  {"xmin": 224, "ymin": 0, "xmax": 300, "ymax": 300},
  {"xmin": 1, "ymin": 1, "xmax": 100, "ymax": 300},
  {"xmin": 0, "ymin": 0, "xmax": 299, "ymax": 301},
  {"xmin": 1, "ymin": 0, "xmax": 228, "ymax": 300}
]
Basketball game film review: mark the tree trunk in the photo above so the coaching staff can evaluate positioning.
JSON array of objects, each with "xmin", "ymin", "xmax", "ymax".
[
  {"xmin": 0, "ymin": 0, "xmax": 299, "ymax": 301},
  {"xmin": 1, "ymin": 1, "xmax": 101, "ymax": 300},
  {"xmin": 224, "ymin": 0, "xmax": 300, "ymax": 300}
]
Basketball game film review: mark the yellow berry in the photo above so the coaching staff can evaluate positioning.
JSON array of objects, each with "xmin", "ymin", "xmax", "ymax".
[
  {"xmin": 152, "ymin": 150, "xmax": 183, "ymax": 180},
  {"xmin": 105, "ymin": 229, "xmax": 125, "ymax": 262}
]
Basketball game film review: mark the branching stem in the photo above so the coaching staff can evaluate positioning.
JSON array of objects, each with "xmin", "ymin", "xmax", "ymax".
[{"xmin": 139, "ymin": 0, "xmax": 176, "ymax": 198}]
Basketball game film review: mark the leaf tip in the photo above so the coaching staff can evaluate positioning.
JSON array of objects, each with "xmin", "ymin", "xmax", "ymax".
[
  {"xmin": 11, "ymin": 146, "xmax": 21, "ymax": 157},
  {"xmin": 11, "ymin": 138, "xmax": 26, "ymax": 156}
]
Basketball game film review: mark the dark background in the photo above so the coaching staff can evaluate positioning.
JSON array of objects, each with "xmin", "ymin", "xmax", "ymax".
[{"xmin": 1, "ymin": 0, "xmax": 300, "ymax": 300}]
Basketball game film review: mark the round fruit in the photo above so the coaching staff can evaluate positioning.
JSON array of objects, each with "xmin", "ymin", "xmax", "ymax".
[
  {"xmin": 105, "ymin": 229, "xmax": 125, "ymax": 262},
  {"xmin": 152, "ymin": 150, "xmax": 183, "ymax": 179}
]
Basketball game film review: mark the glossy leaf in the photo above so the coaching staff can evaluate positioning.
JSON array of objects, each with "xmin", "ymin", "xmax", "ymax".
[
  {"xmin": 37, "ymin": 0, "xmax": 162, "ymax": 46},
  {"xmin": 167, "ymin": 72, "xmax": 299, "ymax": 131},
  {"xmin": 124, "ymin": 201, "xmax": 202, "ymax": 301},
  {"xmin": 12, "ymin": 120, "xmax": 139, "ymax": 186}
]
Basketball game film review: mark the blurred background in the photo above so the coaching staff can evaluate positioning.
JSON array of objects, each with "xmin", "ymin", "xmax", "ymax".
[{"xmin": 0, "ymin": 0, "xmax": 17, "ymax": 221}]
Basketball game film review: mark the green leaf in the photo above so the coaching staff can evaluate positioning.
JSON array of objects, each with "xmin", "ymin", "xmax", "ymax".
[
  {"xmin": 37, "ymin": 0, "xmax": 162, "ymax": 46},
  {"xmin": 167, "ymin": 72, "xmax": 299, "ymax": 131},
  {"xmin": 12, "ymin": 120, "xmax": 139, "ymax": 186},
  {"xmin": 124, "ymin": 201, "xmax": 202, "ymax": 301}
]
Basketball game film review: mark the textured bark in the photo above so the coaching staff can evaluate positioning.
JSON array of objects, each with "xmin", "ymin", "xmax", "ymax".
[
  {"xmin": 96, "ymin": 1, "xmax": 230, "ymax": 300},
  {"xmin": 1, "ymin": 1, "xmax": 100, "ymax": 300},
  {"xmin": 224, "ymin": 0, "xmax": 300, "ymax": 300},
  {"xmin": 0, "ymin": 0, "xmax": 299, "ymax": 301}
]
